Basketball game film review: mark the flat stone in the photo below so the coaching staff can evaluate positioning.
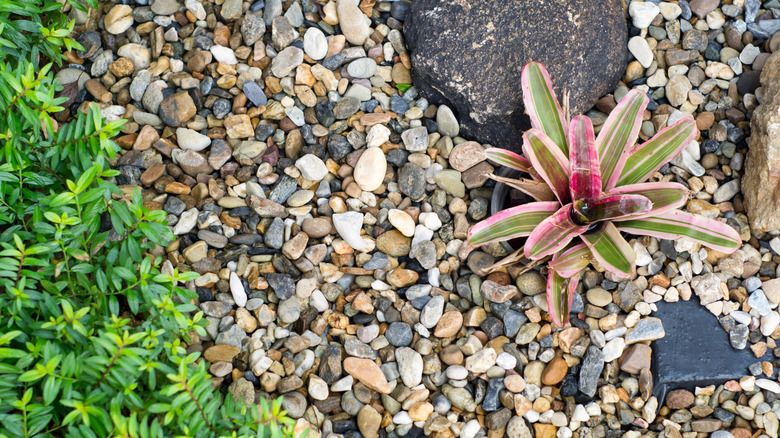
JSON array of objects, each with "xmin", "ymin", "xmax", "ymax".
[
  {"xmin": 296, "ymin": 154, "xmax": 329, "ymax": 181},
  {"xmin": 541, "ymin": 357, "xmax": 568, "ymax": 386},
  {"xmin": 159, "ymin": 91, "xmax": 196, "ymax": 127},
  {"xmin": 401, "ymin": 127, "xmax": 429, "ymax": 152},
  {"xmin": 269, "ymin": 46, "xmax": 304, "ymax": 78},
  {"xmin": 241, "ymin": 12, "xmax": 266, "ymax": 45},
  {"xmin": 628, "ymin": 36, "xmax": 653, "ymax": 68},
  {"xmin": 625, "ymin": 317, "xmax": 665, "ymax": 344},
  {"xmin": 652, "ymin": 300, "xmax": 773, "ymax": 404},
  {"xmin": 210, "ymin": 45, "xmax": 238, "ymax": 64},
  {"xmin": 619, "ymin": 344, "xmax": 652, "ymax": 374},
  {"xmin": 343, "ymin": 357, "xmax": 392, "ymax": 394},
  {"xmin": 304, "ymin": 27, "xmax": 328, "ymax": 60},
  {"xmin": 579, "ymin": 346, "xmax": 604, "ymax": 397},
  {"xmin": 176, "ymin": 127, "xmax": 211, "ymax": 151},
  {"xmin": 666, "ymin": 389, "xmax": 695, "ymax": 409},
  {"xmin": 229, "ymin": 272, "xmax": 247, "ymax": 307}
]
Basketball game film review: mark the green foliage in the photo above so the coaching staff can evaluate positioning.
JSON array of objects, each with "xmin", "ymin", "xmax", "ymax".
[{"xmin": 0, "ymin": 1, "xmax": 297, "ymax": 437}]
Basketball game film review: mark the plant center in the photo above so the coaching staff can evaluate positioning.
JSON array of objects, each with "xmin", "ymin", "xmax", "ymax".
[{"xmin": 570, "ymin": 200, "xmax": 593, "ymax": 226}]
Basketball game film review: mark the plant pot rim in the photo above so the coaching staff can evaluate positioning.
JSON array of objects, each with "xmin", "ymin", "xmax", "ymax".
[{"xmin": 490, "ymin": 166, "xmax": 531, "ymax": 253}]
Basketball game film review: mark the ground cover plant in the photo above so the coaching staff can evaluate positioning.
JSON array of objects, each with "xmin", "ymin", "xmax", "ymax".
[{"xmin": 0, "ymin": 0, "xmax": 295, "ymax": 436}]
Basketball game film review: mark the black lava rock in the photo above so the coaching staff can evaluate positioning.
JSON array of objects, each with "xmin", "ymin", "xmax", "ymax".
[{"xmin": 404, "ymin": 0, "xmax": 627, "ymax": 152}]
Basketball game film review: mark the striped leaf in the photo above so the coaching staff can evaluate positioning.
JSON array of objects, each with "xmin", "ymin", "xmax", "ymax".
[
  {"xmin": 467, "ymin": 201, "xmax": 559, "ymax": 247},
  {"xmin": 596, "ymin": 90, "xmax": 648, "ymax": 190},
  {"xmin": 609, "ymin": 182, "xmax": 689, "ymax": 220},
  {"xmin": 569, "ymin": 115, "xmax": 601, "ymax": 202},
  {"xmin": 524, "ymin": 204, "xmax": 587, "ymax": 260},
  {"xmin": 547, "ymin": 269, "xmax": 578, "ymax": 328},
  {"xmin": 523, "ymin": 129, "xmax": 571, "ymax": 205},
  {"xmin": 549, "ymin": 242, "xmax": 591, "ymax": 278},
  {"xmin": 484, "ymin": 148, "xmax": 534, "ymax": 175},
  {"xmin": 522, "ymin": 62, "xmax": 568, "ymax": 156},
  {"xmin": 616, "ymin": 210, "xmax": 742, "ymax": 254},
  {"xmin": 581, "ymin": 222, "xmax": 635, "ymax": 278},
  {"xmin": 617, "ymin": 118, "xmax": 697, "ymax": 186}
]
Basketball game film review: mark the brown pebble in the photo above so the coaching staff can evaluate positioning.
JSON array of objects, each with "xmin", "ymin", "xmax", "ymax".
[
  {"xmin": 666, "ymin": 388, "xmax": 694, "ymax": 409},
  {"xmin": 540, "ymin": 357, "xmax": 568, "ymax": 386}
]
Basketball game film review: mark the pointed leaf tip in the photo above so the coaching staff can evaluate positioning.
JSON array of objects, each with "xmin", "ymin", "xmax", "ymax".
[
  {"xmin": 547, "ymin": 269, "xmax": 578, "ymax": 327},
  {"xmin": 521, "ymin": 62, "xmax": 568, "ymax": 156},
  {"xmin": 617, "ymin": 209, "xmax": 742, "ymax": 254},
  {"xmin": 596, "ymin": 89, "xmax": 649, "ymax": 190},
  {"xmin": 618, "ymin": 117, "xmax": 697, "ymax": 186}
]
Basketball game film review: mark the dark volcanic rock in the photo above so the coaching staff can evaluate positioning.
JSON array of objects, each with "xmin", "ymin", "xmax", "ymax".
[{"xmin": 405, "ymin": 0, "xmax": 627, "ymax": 151}]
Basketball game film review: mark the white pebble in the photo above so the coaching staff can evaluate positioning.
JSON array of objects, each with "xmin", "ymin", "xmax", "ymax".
[
  {"xmin": 496, "ymin": 352, "xmax": 517, "ymax": 369},
  {"xmin": 229, "ymin": 272, "xmax": 247, "ymax": 307},
  {"xmin": 629, "ymin": 2, "xmax": 660, "ymax": 29}
]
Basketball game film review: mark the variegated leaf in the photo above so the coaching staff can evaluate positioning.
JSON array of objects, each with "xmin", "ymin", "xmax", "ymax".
[
  {"xmin": 547, "ymin": 269, "xmax": 578, "ymax": 328},
  {"xmin": 580, "ymin": 222, "xmax": 636, "ymax": 278},
  {"xmin": 483, "ymin": 148, "xmax": 534, "ymax": 175},
  {"xmin": 617, "ymin": 118, "xmax": 697, "ymax": 186},
  {"xmin": 522, "ymin": 62, "xmax": 568, "ymax": 156},
  {"xmin": 596, "ymin": 90, "xmax": 648, "ymax": 190},
  {"xmin": 524, "ymin": 204, "xmax": 587, "ymax": 260},
  {"xmin": 523, "ymin": 129, "xmax": 571, "ymax": 204},
  {"xmin": 569, "ymin": 115, "xmax": 601, "ymax": 202},
  {"xmin": 616, "ymin": 210, "xmax": 742, "ymax": 254},
  {"xmin": 608, "ymin": 182, "xmax": 689, "ymax": 220},
  {"xmin": 548, "ymin": 242, "xmax": 591, "ymax": 278},
  {"xmin": 467, "ymin": 201, "xmax": 559, "ymax": 247}
]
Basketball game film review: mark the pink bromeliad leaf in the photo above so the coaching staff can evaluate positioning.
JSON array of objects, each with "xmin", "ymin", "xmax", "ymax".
[
  {"xmin": 525, "ymin": 204, "xmax": 587, "ymax": 260},
  {"xmin": 483, "ymin": 148, "xmax": 536, "ymax": 177},
  {"xmin": 467, "ymin": 201, "xmax": 559, "ymax": 247},
  {"xmin": 616, "ymin": 210, "xmax": 742, "ymax": 254},
  {"xmin": 595, "ymin": 90, "xmax": 648, "ymax": 190},
  {"xmin": 568, "ymin": 115, "xmax": 601, "ymax": 203},
  {"xmin": 573, "ymin": 194, "xmax": 652, "ymax": 223},
  {"xmin": 608, "ymin": 182, "xmax": 689, "ymax": 220},
  {"xmin": 521, "ymin": 62, "xmax": 568, "ymax": 156},
  {"xmin": 547, "ymin": 268, "xmax": 578, "ymax": 328},
  {"xmin": 580, "ymin": 222, "xmax": 636, "ymax": 278},
  {"xmin": 617, "ymin": 118, "xmax": 697, "ymax": 186},
  {"xmin": 523, "ymin": 129, "xmax": 571, "ymax": 205},
  {"xmin": 548, "ymin": 242, "xmax": 591, "ymax": 278}
]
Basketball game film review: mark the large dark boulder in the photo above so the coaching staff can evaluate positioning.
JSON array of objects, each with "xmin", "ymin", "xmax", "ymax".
[{"xmin": 405, "ymin": 0, "xmax": 628, "ymax": 151}]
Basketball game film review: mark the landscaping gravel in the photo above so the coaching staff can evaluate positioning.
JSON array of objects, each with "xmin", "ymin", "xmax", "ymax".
[{"xmin": 60, "ymin": 0, "xmax": 780, "ymax": 436}]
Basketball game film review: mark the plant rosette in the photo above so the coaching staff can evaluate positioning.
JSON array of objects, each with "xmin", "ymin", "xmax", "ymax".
[{"xmin": 467, "ymin": 61, "xmax": 742, "ymax": 327}]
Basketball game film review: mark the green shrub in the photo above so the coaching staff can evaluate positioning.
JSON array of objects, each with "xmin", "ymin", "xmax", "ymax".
[{"xmin": 0, "ymin": 0, "xmax": 295, "ymax": 436}]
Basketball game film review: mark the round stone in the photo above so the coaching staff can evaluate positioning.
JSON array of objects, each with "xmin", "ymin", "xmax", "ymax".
[
  {"xmin": 303, "ymin": 27, "xmax": 328, "ymax": 60},
  {"xmin": 353, "ymin": 147, "xmax": 387, "ymax": 192}
]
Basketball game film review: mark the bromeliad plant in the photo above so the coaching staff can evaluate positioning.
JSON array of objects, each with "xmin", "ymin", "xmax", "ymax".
[{"xmin": 468, "ymin": 62, "xmax": 742, "ymax": 327}]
